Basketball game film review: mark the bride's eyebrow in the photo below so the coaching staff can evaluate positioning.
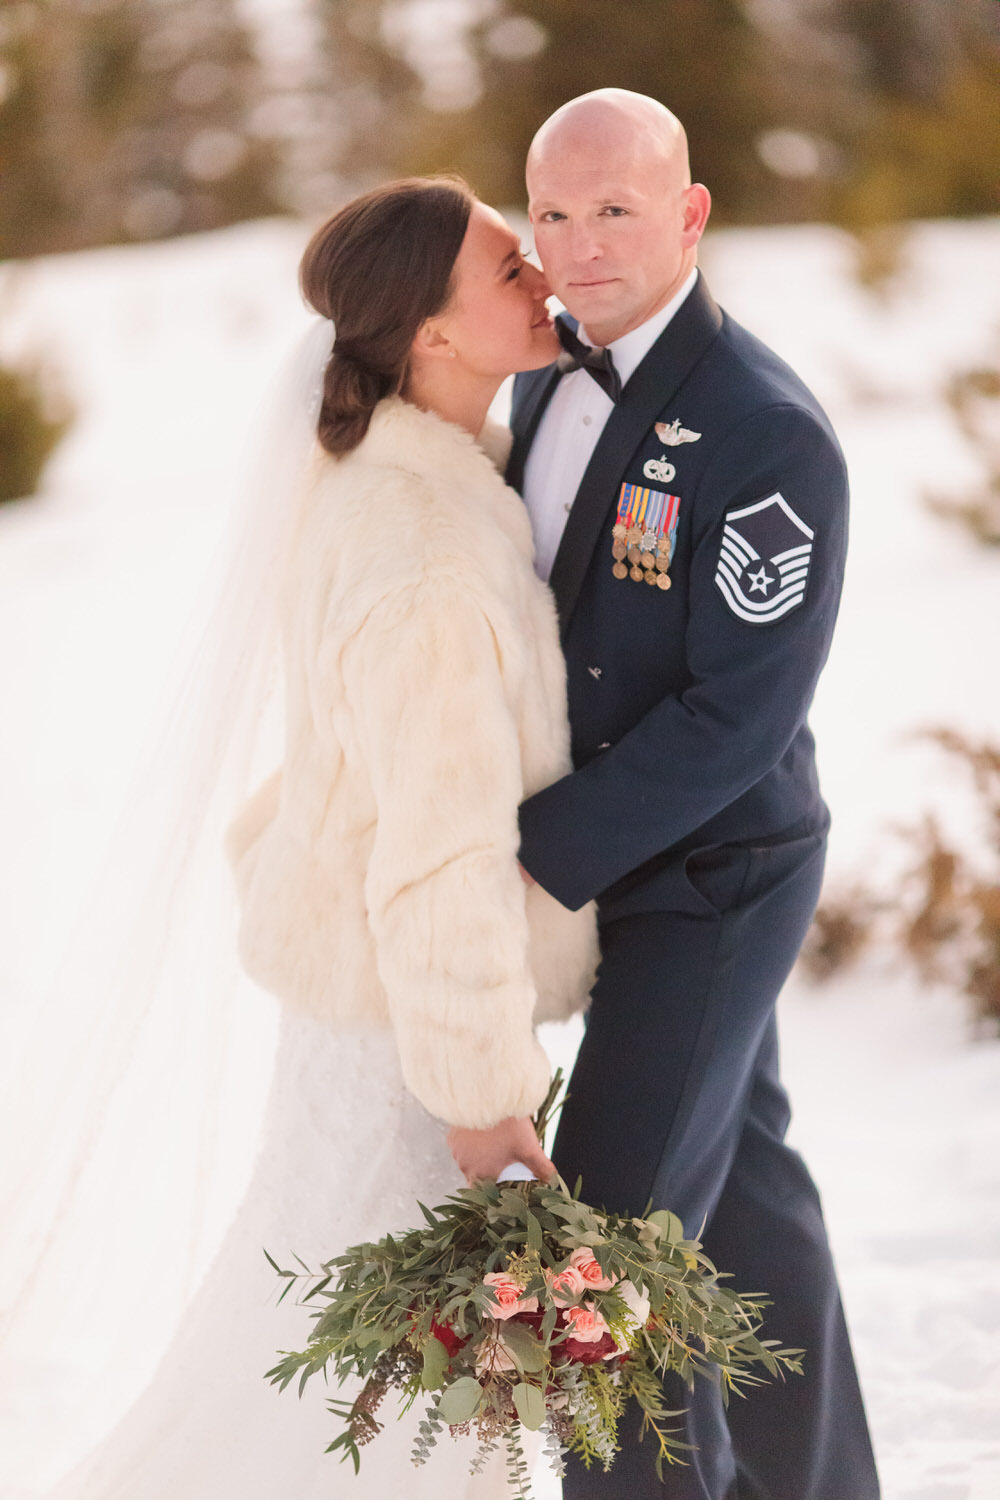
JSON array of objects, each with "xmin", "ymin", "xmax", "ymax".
[{"xmin": 496, "ymin": 248, "xmax": 519, "ymax": 276}]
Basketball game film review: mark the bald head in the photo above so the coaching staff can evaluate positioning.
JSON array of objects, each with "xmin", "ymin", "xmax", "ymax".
[
  {"xmin": 528, "ymin": 89, "xmax": 691, "ymax": 195},
  {"xmin": 525, "ymin": 89, "xmax": 710, "ymax": 345}
]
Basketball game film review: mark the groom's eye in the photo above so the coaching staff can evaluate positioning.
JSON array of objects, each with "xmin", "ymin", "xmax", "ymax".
[
  {"xmin": 539, "ymin": 211, "xmax": 566, "ymax": 222},
  {"xmin": 600, "ymin": 205, "xmax": 629, "ymax": 216}
]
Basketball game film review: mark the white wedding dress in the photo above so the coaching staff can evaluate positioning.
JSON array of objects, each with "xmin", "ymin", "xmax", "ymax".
[{"xmin": 51, "ymin": 1010, "xmax": 526, "ymax": 1499}]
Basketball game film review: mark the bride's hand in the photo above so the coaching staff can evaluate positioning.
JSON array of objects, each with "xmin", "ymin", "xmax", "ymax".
[{"xmin": 446, "ymin": 1114, "xmax": 557, "ymax": 1186}]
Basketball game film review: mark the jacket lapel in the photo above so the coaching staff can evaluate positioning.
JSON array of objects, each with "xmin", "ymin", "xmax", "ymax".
[
  {"xmin": 548, "ymin": 273, "xmax": 724, "ymax": 638},
  {"xmin": 506, "ymin": 363, "xmax": 562, "ymax": 494}
]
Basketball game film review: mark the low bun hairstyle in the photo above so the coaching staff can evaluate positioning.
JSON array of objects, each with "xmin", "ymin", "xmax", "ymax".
[{"xmin": 299, "ymin": 176, "xmax": 475, "ymax": 457}]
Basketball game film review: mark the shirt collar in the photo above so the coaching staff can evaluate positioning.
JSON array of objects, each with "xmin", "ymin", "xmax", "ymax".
[{"xmin": 580, "ymin": 266, "xmax": 699, "ymax": 389}]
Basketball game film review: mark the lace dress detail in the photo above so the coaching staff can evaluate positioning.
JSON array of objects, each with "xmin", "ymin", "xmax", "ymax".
[{"xmin": 52, "ymin": 1011, "xmax": 524, "ymax": 1498}]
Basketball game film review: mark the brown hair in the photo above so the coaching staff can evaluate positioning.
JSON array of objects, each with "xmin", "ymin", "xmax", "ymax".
[{"xmin": 299, "ymin": 176, "xmax": 475, "ymax": 457}]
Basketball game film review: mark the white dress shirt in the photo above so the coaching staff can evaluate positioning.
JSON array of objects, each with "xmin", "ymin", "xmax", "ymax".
[{"xmin": 523, "ymin": 268, "xmax": 699, "ymax": 582}]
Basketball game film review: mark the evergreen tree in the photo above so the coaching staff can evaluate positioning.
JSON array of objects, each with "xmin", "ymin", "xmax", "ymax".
[
  {"xmin": 0, "ymin": 0, "xmax": 281, "ymax": 257},
  {"xmin": 825, "ymin": 0, "xmax": 1000, "ymax": 226},
  {"xmin": 397, "ymin": 0, "xmax": 784, "ymax": 220}
]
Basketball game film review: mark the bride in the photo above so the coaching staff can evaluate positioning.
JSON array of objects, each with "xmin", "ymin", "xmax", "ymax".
[{"xmin": 48, "ymin": 177, "xmax": 599, "ymax": 1497}]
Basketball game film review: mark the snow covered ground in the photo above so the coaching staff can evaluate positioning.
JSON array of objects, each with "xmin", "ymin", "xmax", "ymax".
[{"xmin": 1, "ymin": 215, "xmax": 998, "ymax": 1498}]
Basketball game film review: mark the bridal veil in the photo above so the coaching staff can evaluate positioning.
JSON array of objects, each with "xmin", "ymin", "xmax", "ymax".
[{"xmin": 0, "ymin": 318, "xmax": 333, "ymax": 1492}]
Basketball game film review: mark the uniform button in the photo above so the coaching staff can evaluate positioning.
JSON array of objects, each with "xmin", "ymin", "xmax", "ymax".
[
  {"xmin": 582, "ymin": 415, "xmax": 592, "ymax": 426},
  {"xmin": 563, "ymin": 501, "xmax": 572, "ymax": 512},
  {"xmin": 587, "ymin": 665, "xmax": 602, "ymax": 679}
]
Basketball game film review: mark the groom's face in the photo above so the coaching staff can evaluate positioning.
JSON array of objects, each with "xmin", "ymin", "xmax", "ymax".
[{"xmin": 527, "ymin": 148, "xmax": 700, "ymax": 346}]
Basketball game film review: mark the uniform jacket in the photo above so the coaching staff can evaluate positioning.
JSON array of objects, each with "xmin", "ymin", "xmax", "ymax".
[
  {"xmin": 509, "ymin": 272, "xmax": 846, "ymax": 919},
  {"xmin": 225, "ymin": 395, "xmax": 599, "ymax": 1130}
]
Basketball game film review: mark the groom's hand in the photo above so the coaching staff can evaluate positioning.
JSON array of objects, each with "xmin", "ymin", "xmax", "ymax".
[{"xmin": 446, "ymin": 1114, "xmax": 556, "ymax": 1186}]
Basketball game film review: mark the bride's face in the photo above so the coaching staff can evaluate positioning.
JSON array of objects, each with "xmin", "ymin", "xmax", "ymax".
[{"xmin": 431, "ymin": 201, "xmax": 559, "ymax": 376}]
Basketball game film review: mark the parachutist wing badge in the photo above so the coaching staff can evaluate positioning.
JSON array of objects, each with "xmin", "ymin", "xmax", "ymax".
[{"xmin": 714, "ymin": 492, "xmax": 813, "ymax": 624}]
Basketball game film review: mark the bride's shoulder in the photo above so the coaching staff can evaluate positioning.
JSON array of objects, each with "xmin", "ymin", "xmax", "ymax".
[
  {"xmin": 477, "ymin": 414, "xmax": 514, "ymax": 472},
  {"xmin": 308, "ymin": 397, "xmax": 515, "ymax": 557}
]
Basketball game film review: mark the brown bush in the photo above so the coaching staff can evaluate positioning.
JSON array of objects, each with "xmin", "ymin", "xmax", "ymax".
[
  {"xmin": 804, "ymin": 730, "xmax": 1000, "ymax": 1032},
  {"xmin": 799, "ymin": 884, "xmax": 882, "ymax": 983},
  {"xmin": 0, "ymin": 361, "xmax": 72, "ymax": 503},
  {"xmin": 926, "ymin": 354, "xmax": 1000, "ymax": 548}
]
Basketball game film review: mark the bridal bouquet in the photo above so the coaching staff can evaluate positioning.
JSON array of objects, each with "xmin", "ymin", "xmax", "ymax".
[{"xmin": 265, "ymin": 1074, "xmax": 801, "ymax": 1496}]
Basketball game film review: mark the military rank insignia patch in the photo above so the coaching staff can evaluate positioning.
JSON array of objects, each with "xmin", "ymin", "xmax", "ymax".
[
  {"xmin": 714, "ymin": 492, "xmax": 813, "ymax": 624},
  {"xmin": 611, "ymin": 482, "xmax": 680, "ymax": 588}
]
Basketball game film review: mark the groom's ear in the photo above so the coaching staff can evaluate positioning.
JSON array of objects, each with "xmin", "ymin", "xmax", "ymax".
[{"xmin": 681, "ymin": 183, "xmax": 712, "ymax": 246}]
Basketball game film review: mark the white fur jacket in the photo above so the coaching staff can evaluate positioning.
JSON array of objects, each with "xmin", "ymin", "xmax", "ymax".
[{"xmin": 225, "ymin": 395, "xmax": 599, "ymax": 1129}]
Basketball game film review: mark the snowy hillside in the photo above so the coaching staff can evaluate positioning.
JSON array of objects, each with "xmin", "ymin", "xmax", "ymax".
[{"xmin": 1, "ymin": 215, "xmax": 998, "ymax": 1499}]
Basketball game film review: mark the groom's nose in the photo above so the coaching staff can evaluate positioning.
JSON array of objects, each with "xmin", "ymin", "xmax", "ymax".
[{"xmin": 565, "ymin": 220, "xmax": 603, "ymax": 266}]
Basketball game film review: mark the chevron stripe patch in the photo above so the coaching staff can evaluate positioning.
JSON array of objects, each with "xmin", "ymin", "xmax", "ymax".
[{"xmin": 714, "ymin": 492, "xmax": 813, "ymax": 625}]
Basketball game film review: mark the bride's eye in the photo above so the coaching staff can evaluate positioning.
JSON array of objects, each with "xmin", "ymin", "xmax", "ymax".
[{"xmin": 506, "ymin": 263, "xmax": 522, "ymax": 281}]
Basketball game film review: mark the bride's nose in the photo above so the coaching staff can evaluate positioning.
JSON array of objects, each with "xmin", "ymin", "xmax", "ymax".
[{"xmin": 522, "ymin": 261, "xmax": 552, "ymax": 301}]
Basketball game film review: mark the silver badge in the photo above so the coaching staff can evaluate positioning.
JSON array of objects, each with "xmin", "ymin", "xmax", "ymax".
[
  {"xmin": 643, "ymin": 455, "xmax": 676, "ymax": 483},
  {"xmin": 655, "ymin": 419, "xmax": 701, "ymax": 446}
]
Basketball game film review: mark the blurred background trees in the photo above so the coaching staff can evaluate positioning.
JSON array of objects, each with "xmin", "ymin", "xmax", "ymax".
[
  {"xmin": 2, "ymin": 0, "xmax": 998, "ymax": 260},
  {"xmin": 0, "ymin": 0, "xmax": 281, "ymax": 256}
]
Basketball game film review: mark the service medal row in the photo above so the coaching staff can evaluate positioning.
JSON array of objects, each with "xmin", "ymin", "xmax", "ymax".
[{"xmin": 611, "ymin": 483, "xmax": 681, "ymax": 590}]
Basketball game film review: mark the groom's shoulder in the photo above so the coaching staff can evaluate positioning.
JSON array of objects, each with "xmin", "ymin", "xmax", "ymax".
[{"xmin": 704, "ymin": 300, "xmax": 834, "ymax": 438}]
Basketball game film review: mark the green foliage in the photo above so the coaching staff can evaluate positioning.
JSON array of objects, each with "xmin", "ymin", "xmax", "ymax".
[
  {"xmin": 400, "ymin": 0, "xmax": 781, "ymax": 220},
  {"xmin": 388, "ymin": 0, "xmax": 999, "ymax": 228},
  {"xmin": 0, "ymin": 360, "xmax": 72, "ymax": 503},
  {"xmin": 263, "ymin": 1081, "xmax": 802, "ymax": 1498},
  {"xmin": 833, "ymin": 41, "xmax": 1000, "ymax": 232},
  {"xmin": 0, "ymin": 0, "xmax": 282, "ymax": 257}
]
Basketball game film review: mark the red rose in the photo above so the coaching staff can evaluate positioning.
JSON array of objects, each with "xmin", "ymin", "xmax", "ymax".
[
  {"xmin": 429, "ymin": 1315, "xmax": 468, "ymax": 1357},
  {"xmin": 406, "ymin": 1304, "xmax": 468, "ymax": 1360},
  {"xmin": 563, "ymin": 1330, "xmax": 618, "ymax": 1363}
]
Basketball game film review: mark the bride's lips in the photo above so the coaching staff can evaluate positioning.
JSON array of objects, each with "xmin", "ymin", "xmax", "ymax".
[{"xmin": 531, "ymin": 310, "xmax": 554, "ymax": 328}]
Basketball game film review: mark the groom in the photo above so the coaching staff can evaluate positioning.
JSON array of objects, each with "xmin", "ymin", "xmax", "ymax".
[{"xmin": 510, "ymin": 91, "xmax": 880, "ymax": 1500}]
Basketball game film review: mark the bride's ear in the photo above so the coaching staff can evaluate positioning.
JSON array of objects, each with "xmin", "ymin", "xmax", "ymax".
[{"xmin": 411, "ymin": 316, "xmax": 456, "ymax": 363}]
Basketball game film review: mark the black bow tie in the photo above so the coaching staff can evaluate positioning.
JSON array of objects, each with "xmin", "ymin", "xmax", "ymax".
[{"xmin": 555, "ymin": 318, "xmax": 622, "ymax": 404}]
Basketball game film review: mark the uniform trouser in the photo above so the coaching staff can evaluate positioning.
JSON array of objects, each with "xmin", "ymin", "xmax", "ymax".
[{"xmin": 551, "ymin": 831, "xmax": 880, "ymax": 1500}]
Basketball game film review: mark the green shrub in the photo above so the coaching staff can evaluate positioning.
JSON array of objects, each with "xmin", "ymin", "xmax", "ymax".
[{"xmin": 0, "ymin": 360, "xmax": 72, "ymax": 503}]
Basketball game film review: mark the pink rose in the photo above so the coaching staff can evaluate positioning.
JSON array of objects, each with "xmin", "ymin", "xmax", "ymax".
[
  {"xmin": 563, "ymin": 1301, "xmax": 612, "ymax": 1343},
  {"xmin": 568, "ymin": 1246, "xmax": 617, "ymax": 1291},
  {"xmin": 544, "ymin": 1264, "xmax": 587, "ymax": 1306},
  {"xmin": 482, "ymin": 1272, "xmax": 539, "ymax": 1321}
]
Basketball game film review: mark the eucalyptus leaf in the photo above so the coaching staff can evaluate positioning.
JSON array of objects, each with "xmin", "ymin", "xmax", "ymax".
[
  {"xmin": 419, "ymin": 1335, "xmax": 449, "ymax": 1391},
  {"xmin": 511, "ymin": 1381, "xmax": 546, "ymax": 1431},
  {"xmin": 647, "ymin": 1209, "xmax": 685, "ymax": 1244},
  {"xmin": 437, "ymin": 1376, "xmax": 484, "ymax": 1424},
  {"xmin": 499, "ymin": 1321, "xmax": 546, "ymax": 1371}
]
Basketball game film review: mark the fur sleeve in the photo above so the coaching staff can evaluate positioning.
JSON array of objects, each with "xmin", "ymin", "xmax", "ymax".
[{"xmin": 337, "ymin": 579, "xmax": 551, "ymax": 1129}]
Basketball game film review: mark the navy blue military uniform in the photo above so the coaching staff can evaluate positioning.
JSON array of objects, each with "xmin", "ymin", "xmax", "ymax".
[{"xmin": 510, "ymin": 273, "xmax": 880, "ymax": 1500}]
